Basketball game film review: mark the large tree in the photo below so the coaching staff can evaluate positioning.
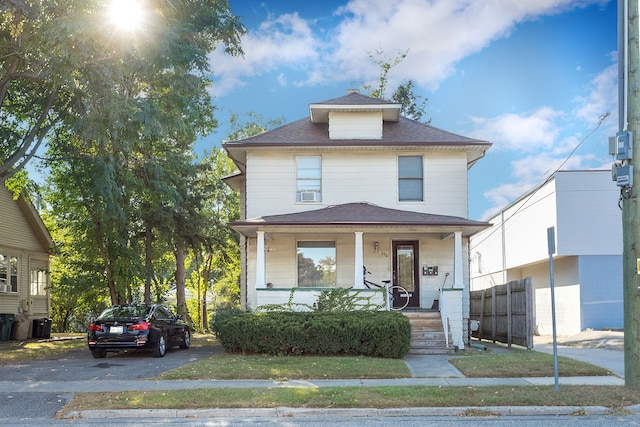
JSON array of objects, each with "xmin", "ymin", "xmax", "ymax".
[{"xmin": 41, "ymin": 0, "xmax": 246, "ymax": 307}]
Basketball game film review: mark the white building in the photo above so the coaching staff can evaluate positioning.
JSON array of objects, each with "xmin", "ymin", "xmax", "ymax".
[{"xmin": 469, "ymin": 170, "xmax": 622, "ymax": 335}]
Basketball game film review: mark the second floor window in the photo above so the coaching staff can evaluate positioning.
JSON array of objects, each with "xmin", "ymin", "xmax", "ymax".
[
  {"xmin": 398, "ymin": 155, "xmax": 424, "ymax": 201},
  {"xmin": 296, "ymin": 156, "xmax": 322, "ymax": 202}
]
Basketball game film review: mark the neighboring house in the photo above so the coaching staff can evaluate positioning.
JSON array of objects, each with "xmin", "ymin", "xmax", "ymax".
[
  {"xmin": 469, "ymin": 170, "xmax": 622, "ymax": 336},
  {"xmin": 0, "ymin": 184, "xmax": 54, "ymax": 338},
  {"xmin": 222, "ymin": 90, "xmax": 491, "ymax": 349}
]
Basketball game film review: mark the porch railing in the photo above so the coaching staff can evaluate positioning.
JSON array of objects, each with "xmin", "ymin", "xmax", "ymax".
[{"xmin": 439, "ymin": 287, "xmax": 450, "ymax": 348}]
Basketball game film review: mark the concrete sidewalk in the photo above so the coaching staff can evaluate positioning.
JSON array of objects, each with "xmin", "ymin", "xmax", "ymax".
[{"xmin": 0, "ymin": 374, "xmax": 624, "ymax": 395}]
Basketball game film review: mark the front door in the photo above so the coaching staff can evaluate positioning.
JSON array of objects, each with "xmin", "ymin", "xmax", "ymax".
[{"xmin": 392, "ymin": 241, "xmax": 420, "ymax": 308}]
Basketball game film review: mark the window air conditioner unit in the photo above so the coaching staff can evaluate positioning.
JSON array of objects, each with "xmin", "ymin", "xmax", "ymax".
[
  {"xmin": 300, "ymin": 191, "xmax": 317, "ymax": 202},
  {"xmin": 0, "ymin": 283, "xmax": 10, "ymax": 293}
]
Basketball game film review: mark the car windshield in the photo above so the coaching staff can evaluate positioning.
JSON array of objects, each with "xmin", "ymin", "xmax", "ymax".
[{"xmin": 98, "ymin": 306, "xmax": 150, "ymax": 320}]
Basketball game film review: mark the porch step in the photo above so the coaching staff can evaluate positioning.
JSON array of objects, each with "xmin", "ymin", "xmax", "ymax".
[{"xmin": 403, "ymin": 311, "xmax": 453, "ymax": 355}]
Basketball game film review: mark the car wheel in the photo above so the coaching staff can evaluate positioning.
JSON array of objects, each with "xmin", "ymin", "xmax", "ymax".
[
  {"xmin": 91, "ymin": 349, "xmax": 107, "ymax": 359},
  {"xmin": 179, "ymin": 329, "xmax": 190, "ymax": 349},
  {"xmin": 153, "ymin": 334, "xmax": 166, "ymax": 357}
]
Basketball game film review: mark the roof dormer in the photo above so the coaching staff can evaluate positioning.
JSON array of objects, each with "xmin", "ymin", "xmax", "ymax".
[{"xmin": 308, "ymin": 90, "xmax": 401, "ymax": 140}]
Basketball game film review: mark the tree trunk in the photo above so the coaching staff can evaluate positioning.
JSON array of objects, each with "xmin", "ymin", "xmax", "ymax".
[
  {"xmin": 144, "ymin": 225, "xmax": 153, "ymax": 304},
  {"xmin": 201, "ymin": 274, "xmax": 208, "ymax": 331},
  {"xmin": 175, "ymin": 241, "xmax": 188, "ymax": 319}
]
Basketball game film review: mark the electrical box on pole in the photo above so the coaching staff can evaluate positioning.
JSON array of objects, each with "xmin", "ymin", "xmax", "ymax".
[
  {"xmin": 610, "ymin": 131, "xmax": 633, "ymax": 160},
  {"xmin": 611, "ymin": 131, "xmax": 634, "ymax": 188}
]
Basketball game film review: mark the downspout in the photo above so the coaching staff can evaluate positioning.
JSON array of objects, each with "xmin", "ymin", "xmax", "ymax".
[{"xmin": 501, "ymin": 210, "xmax": 507, "ymax": 284}]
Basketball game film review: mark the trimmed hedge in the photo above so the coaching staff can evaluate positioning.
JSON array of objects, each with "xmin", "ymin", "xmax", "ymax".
[{"xmin": 210, "ymin": 310, "xmax": 411, "ymax": 359}]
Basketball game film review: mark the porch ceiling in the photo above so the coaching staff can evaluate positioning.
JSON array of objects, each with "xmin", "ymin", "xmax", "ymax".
[{"xmin": 228, "ymin": 202, "xmax": 491, "ymax": 238}]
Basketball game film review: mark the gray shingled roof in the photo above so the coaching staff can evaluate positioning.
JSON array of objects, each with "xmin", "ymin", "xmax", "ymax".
[
  {"xmin": 311, "ymin": 91, "xmax": 396, "ymax": 106},
  {"xmin": 228, "ymin": 202, "xmax": 490, "ymax": 236},
  {"xmin": 222, "ymin": 92, "xmax": 489, "ymax": 147},
  {"xmin": 224, "ymin": 116, "xmax": 487, "ymax": 147}
]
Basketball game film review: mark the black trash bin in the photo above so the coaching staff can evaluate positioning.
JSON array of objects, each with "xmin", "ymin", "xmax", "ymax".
[
  {"xmin": 0, "ymin": 314, "xmax": 15, "ymax": 341},
  {"xmin": 32, "ymin": 318, "xmax": 52, "ymax": 339}
]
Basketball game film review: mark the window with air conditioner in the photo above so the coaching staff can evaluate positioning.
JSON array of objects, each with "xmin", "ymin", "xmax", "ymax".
[
  {"xmin": 0, "ymin": 254, "xmax": 18, "ymax": 293},
  {"xmin": 296, "ymin": 156, "xmax": 322, "ymax": 202}
]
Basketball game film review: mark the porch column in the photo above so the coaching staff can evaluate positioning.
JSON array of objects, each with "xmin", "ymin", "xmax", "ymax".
[
  {"xmin": 354, "ymin": 231, "xmax": 364, "ymax": 289},
  {"xmin": 255, "ymin": 231, "xmax": 266, "ymax": 288},
  {"xmin": 454, "ymin": 231, "xmax": 464, "ymax": 289}
]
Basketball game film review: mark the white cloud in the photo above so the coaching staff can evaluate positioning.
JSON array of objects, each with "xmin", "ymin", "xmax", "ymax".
[
  {"xmin": 468, "ymin": 107, "xmax": 563, "ymax": 152},
  {"xmin": 574, "ymin": 61, "xmax": 618, "ymax": 127},
  {"xmin": 208, "ymin": 12, "xmax": 321, "ymax": 96},
  {"xmin": 209, "ymin": 0, "xmax": 608, "ymax": 95},
  {"xmin": 476, "ymin": 58, "xmax": 617, "ymax": 218}
]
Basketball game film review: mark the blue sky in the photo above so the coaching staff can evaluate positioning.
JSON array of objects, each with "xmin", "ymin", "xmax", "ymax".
[{"xmin": 203, "ymin": 0, "xmax": 618, "ymax": 220}]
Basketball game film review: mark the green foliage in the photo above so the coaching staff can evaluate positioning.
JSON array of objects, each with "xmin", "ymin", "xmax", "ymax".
[
  {"xmin": 256, "ymin": 288, "xmax": 385, "ymax": 312},
  {"xmin": 32, "ymin": 1, "xmax": 246, "ymax": 311},
  {"xmin": 362, "ymin": 47, "xmax": 429, "ymax": 123},
  {"xmin": 224, "ymin": 111, "xmax": 285, "ymax": 142},
  {"xmin": 314, "ymin": 288, "xmax": 383, "ymax": 311},
  {"xmin": 210, "ymin": 311, "xmax": 411, "ymax": 359}
]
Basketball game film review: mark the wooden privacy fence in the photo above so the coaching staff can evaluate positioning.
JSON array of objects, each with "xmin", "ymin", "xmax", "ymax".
[{"xmin": 470, "ymin": 277, "xmax": 534, "ymax": 349}]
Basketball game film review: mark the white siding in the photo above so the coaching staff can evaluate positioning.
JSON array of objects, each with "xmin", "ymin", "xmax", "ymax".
[
  {"xmin": 555, "ymin": 171, "xmax": 622, "ymax": 256},
  {"xmin": 470, "ymin": 170, "xmax": 622, "ymax": 291},
  {"xmin": 424, "ymin": 152, "xmax": 468, "ymax": 217},
  {"xmin": 0, "ymin": 187, "xmax": 46, "ymax": 253},
  {"xmin": 0, "ymin": 186, "xmax": 50, "ymax": 317},
  {"xmin": 245, "ymin": 150, "xmax": 469, "ymax": 219},
  {"xmin": 329, "ymin": 112, "xmax": 382, "ymax": 139},
  {"xmin": 469, "ymin": 178, "xmax": 557, "ymax": 283},
  {"xmin": 245, "ymin": 151, "xmax": 296, "ymax": 219}
]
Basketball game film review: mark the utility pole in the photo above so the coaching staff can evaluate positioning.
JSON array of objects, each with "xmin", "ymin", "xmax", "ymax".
[{"xmin": 621, "ymin": 0, "xmax": 640, "ymax": 390}]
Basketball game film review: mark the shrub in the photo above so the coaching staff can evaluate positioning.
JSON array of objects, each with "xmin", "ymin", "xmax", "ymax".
[{"xmin": 210, "ymin": 310, "xmax": 411, "ymax": 359}]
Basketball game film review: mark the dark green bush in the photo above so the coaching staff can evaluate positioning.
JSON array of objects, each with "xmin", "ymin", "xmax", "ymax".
[{"xmin": 210, "ymin": 310, "xmax": 411, "ymax": 359}]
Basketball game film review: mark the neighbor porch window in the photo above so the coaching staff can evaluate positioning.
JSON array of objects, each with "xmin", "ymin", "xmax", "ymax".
[
  {"xmin": 398, "ymin": 155, "xmax": 423, "ymax": 201},
  {"xmin": 296, "ymin": 156, "xmax": 322, "ymax": 202},
  {"xmin": 31, "ymin": 268, "xmax": 48, "ymax": 296},
  {"xmin": 297, "ymin": 241, "xmax": 336, "ymax": 287}
]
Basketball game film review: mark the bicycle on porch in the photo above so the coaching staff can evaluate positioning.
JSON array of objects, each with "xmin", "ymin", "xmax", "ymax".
[{"xmin": 362, "ymin": 266, "xmax": 410, "ymax": 311}]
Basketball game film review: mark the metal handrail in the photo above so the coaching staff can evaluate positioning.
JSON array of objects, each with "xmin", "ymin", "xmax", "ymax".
[{"xmin": 439, "ymin": 287, "xmax": 450, "ymax": 348}]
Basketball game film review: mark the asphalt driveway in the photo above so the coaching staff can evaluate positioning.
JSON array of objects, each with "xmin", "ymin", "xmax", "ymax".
[{"xmin": 0, "ymin": 343, "xmax": 222, "ymax": 382}]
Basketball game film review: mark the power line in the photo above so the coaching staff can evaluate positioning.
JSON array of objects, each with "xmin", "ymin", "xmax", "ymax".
[{"xmin": 470, "ymin": 112, "xmax": 611, "ymax": 252}]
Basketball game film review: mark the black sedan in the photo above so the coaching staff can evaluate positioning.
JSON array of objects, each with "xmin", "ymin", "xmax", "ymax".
[{"xmin": 87, "ymin": 304, "xmax": 190, "ymax": 358}]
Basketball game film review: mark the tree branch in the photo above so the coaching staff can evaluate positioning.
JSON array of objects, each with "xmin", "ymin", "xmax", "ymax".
[{"xmin": 0, "ymin": 88, "xmax": 59, "ymax": 182}]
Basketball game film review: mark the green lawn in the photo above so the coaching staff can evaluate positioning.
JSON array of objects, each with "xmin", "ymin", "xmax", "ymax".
[{"xmin": 5, "ymin": 333, "xmax": 637, "ymax": 416}]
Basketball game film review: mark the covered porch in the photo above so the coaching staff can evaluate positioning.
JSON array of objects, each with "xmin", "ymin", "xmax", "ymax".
[{"xmin": 229, "ymin": 202, "xmax": 490, "ymax": 349}]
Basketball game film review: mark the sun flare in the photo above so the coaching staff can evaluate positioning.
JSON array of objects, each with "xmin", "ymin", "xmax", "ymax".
[{"xmin": 108, "ymin": 0, "xmax": 145, "ymax": 31}]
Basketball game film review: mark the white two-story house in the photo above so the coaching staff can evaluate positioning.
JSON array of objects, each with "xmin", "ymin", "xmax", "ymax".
[{"xmin": 222, "ymin": 90, "xmax": 491, "ymax": 349}]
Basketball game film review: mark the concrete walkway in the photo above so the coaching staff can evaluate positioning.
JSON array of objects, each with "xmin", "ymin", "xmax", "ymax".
[{"xmin": 533, "ymin": 342, "xmax": 624, "ymax": 378}]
